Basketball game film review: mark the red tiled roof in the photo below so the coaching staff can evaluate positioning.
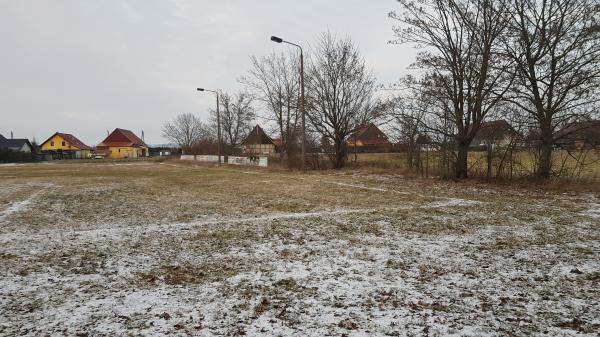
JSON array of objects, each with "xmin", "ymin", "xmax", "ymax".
[
  {"xmin": 58, "ymin": 133, "xmax": 92, "ymax": 150},
  {"xmin": 97, "ymin": 128, "xmax": 147, "ymax": 148},
  {"xmin": 41, "ymin": 132, "xmax": 91, "ymax": 150}
]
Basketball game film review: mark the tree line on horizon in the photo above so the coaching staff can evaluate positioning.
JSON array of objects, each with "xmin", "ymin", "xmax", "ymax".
[{"xmin": 163, "ymin": 0, "xmax": 599, "ymax": 180}]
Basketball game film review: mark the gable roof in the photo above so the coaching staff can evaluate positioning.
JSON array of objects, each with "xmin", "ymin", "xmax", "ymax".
[
  {"xmin": 41, "ymin": 132, "xmax": 92, "ymax": 150},
  {"xmin": 0, "ymin": 134, "xmax": 6, "ymax": 141},
  {"xmin": 97, "ymin": 128, "xmax": 147, "ymax": 148},
  {"xmin": 0, "ymin": 138, "xmax": 33, "ymax": 152},
  {"xmin": 473, "ymin": 120, "xmax": 518, "ymax": 143},
  {"xmin": 351, "ymin": 123, "xmax": 391, "ymax": 146},
  {"xmin": 556, "ymin": 120, "xmax": 600, "ymax": 144},
  {"xmin": 242, "ymin": 125, "xmax": 274, "ymax": 145}
]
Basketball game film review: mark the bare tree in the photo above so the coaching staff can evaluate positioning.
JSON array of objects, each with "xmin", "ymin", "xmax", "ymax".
[
  {"xmin": 390, "ymin": 0, "xmax": 513, "ymax": 178},
  {"xmin": 306, "ymin": 32, "xmax": 377, "ymax": 168},
  {"xmin": 161, "ymin": 113, "xmax": 205, "ymax": 154},
  {"xmin": 504, "ymin": 0, "xmax": 600, "ymax": 179},
  {"xmin": 209, "ymin": 91, "xmax": 255, "ymax": 155},
  {"xmin": 388, "ymin": 87, "xmax": 432, "ymax": 170},
  {"xmin": 241, "ymin": 52, "xmax": 301, "ymax": 160}
]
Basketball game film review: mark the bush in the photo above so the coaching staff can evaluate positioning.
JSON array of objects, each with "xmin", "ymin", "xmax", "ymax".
[{"xmin": 0, "ymin": 149, "xmax": 38, "ymax": 163}]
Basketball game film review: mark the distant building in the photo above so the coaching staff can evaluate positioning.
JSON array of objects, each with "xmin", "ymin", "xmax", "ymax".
[
  {"xmin": 555, "ymin": 120, "xmax": 600, "ymax": 149},
  {"xmin": 0, "ymin": 134, "xmax": 34, "ymax": 153},
  {"xmin": 242, "ymin": 125, "xmax": 277, "ymax": 156},
  {"xmin": 149, "ymin": 146, "xmax": 179, "ymax": 157},
  {"xmin": 96, "ymin": 128, "xmax": 149, "ymax": 159},
  {"xmin": 271, "ymin": 138, "xmax": 284, "ymax": 153},
  {"xmin": 472, "ymin": 120, "xmax": 519, "ymax": 147},
  {"xmin": 40, "ymin": 132, "xmax": 92, "ymax": 159},
  {"xmin": 347, "ymin": 123, "xmax": 392, "ymax": 152}
]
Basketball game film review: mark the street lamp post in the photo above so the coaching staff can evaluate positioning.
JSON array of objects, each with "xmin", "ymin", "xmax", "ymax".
[
  {"xmin": 270, "ymin": 35, "xmax": 305, "ymax": 171},
  {"xmin": 197, "ymin": 87, "xmax": 221, "ymax": 166}
]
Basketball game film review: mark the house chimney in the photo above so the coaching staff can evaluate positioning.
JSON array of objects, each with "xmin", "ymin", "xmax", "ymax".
[
  {"xmin": 142, "ymin": 130, "xmax": 145, "ymax": 142},
  {"xmin": 10, "ymin": 131, "xmax": 13, "ymax": 139},
  {"xmin": 107, "ymin": 130, "xmax": 109, "ymax": 136}
]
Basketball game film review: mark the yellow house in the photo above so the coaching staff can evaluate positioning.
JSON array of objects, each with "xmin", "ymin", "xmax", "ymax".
[
  {"xmin": 40, "ymin": 132, "xmax": 92, "ymax": 159},
  {"xmin": 96, "ymin": 128, "xmax": 148, "ymax": 159}
]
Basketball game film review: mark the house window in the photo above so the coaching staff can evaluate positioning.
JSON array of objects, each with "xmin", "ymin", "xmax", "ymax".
[
  {"xmin": 118, "ymin": 149, "xmax": 121, "ymax": 152},
  {"xmin": 62, "ymin": 141, "xmax": 65, "ymax": 146},
  {"xmin": 50, "ymin": 141, "xmax": 54, "ymax": 146}
]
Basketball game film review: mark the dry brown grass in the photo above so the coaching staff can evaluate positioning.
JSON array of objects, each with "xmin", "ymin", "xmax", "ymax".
[
  {"xmin": 353, "ymin": 150, "xmax": 600, "ymax": 181},
  {"xmin": 1, "ymin": 160, "xmax": 599, "ymax": 336}
]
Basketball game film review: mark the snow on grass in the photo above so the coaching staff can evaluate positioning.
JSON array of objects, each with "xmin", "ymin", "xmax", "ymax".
[
  {"xmin": 0, "ymin": 208, "xmax": 372, "ymax": 245},
  {"xmin": 0, "ymin": 163, "xmax": 598, "ymax": 336},
  {"xmin": 424, "ymin": 198, "xmax": 482, "ymax": 208},
  {"xmin": 4, "ymin": 218, "xmax": 596, "ymax": 336},
  {"xmin": 579, "ymin": 203, "xmax": 600, "ymax": 219},
  {"xmin": 0, "ymin": 183, "xmax": 54, "ymax": 221},
  {"xmin": 0, "ymin": 198, "xmax": 35, "ymax": 221},
  {"xmin": 324, "ymin": 181, "xmax": 389, "ymax": 192}
]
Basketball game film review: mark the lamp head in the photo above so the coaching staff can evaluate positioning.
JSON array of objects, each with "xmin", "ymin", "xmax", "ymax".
[{"xmin": 270, "ymin": 36, "xmax": 283, "ymax": 43}]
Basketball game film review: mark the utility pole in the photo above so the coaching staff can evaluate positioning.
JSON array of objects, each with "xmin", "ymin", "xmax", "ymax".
[
  {"xmin": 216, "ymin": 92, "xmax": 221, "ymax": 166},
  {"xmin": 197, "ymin": 87, "xmax": 221, "ymax": 166},
  {"xmin": 271, "ymin": 35, "xmax": 306, "ymax": 171},
  {"xmin": 299, "ymin": 48, "xmax": 305, "ymax": 171}
]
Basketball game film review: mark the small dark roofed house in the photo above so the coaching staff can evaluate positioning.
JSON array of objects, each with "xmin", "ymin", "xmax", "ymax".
[
  {"xmin": 242, "ymin": 125, "xmax": 277, "ymax": 155},
  {"xmin": 0, "ymin": 134, "xmax": 34, "ymax": 153},
  {"xmin": 348, "ymin": 123, "xmax": 392, "ymax": 152},
  {"xmin": 556, "ymin": 120, "xmax": 600, "ymax": 149},
  {"xmin": 472, "ymin": 120, "xmax": 518, "ymax": 147}
]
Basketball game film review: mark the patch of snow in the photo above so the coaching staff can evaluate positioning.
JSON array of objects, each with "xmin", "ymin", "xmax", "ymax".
[
  {"xmin": 324, "ymin": 181, "xmax": 388, "ymax": 192},
  {"xmin": 579, "ymin": 203, "xmax": 600, "ymax": 219},
  {"xmin": 423, "ymin": 198, "xmax": 482, "ymax": 208},
  {"xmin": 0, "ymin": 208, "xmax": 373, "ymax": 244},
  {"xmin": 0, "ymin": 183, "xmax": 54, "ymax": 221},
  {"xmin": 0, "ymin": 199, "xmax": 34, "ymax": 221}
]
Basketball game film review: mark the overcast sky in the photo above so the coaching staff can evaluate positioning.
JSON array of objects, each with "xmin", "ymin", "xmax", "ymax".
[{"xmin": 0, "ymin": 0, "xmax": 416, "ymax": 145}]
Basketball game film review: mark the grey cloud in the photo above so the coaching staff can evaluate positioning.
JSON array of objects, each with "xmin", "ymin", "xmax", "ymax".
[{"xmin": 0, "ymin": 0, "xmax": 414, "ymax": 145}]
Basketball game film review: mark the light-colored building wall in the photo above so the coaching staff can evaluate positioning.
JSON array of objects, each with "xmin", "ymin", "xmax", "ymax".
[
  {"xmin": 41, "ymin": 134, "xmax": 90, "ymax": 158},
  {"xmin": 42, "ymin": 134, "xmax": 72, "ymax": 151},
  {"xmin": 19, "ymin": 143, "xmax": 32, "ymax": 153},
  {"xmin": 243, "ymin": 144, "xmax": 276, "ymax": 155},
  {"xmin": 106, "ymin": 146, "xmax": 147, "ymax": 159}
]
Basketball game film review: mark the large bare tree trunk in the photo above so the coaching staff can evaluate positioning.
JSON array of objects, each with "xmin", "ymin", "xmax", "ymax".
[
  {"xmin": 456, "ymin": 143, "xmax": 469, "ymax": 179},
  {"xmin": 333, "ymin": 139, "xmax": 347, "ymax": 169},
  {"xmin": 486, "ymin": 143, "xmax": 493, "ymax": 179},
  {"xmin": 537, "ymin": 127, "xmax": 554, "ymax": 179}
]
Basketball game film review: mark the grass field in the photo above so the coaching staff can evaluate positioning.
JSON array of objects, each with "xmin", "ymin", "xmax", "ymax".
[
  {"xmin": 353, "ymin": 150, "xmax": 600, "ymax": 180},
  {"xmin": 0, "ymin": 160, "xmax": 599, "ymax": 336}
]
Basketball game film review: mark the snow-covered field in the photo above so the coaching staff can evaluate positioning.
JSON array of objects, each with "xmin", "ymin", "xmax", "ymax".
[{"xmin": 0, "ymin": 161, "xmax": 598, "ymax": 336}]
